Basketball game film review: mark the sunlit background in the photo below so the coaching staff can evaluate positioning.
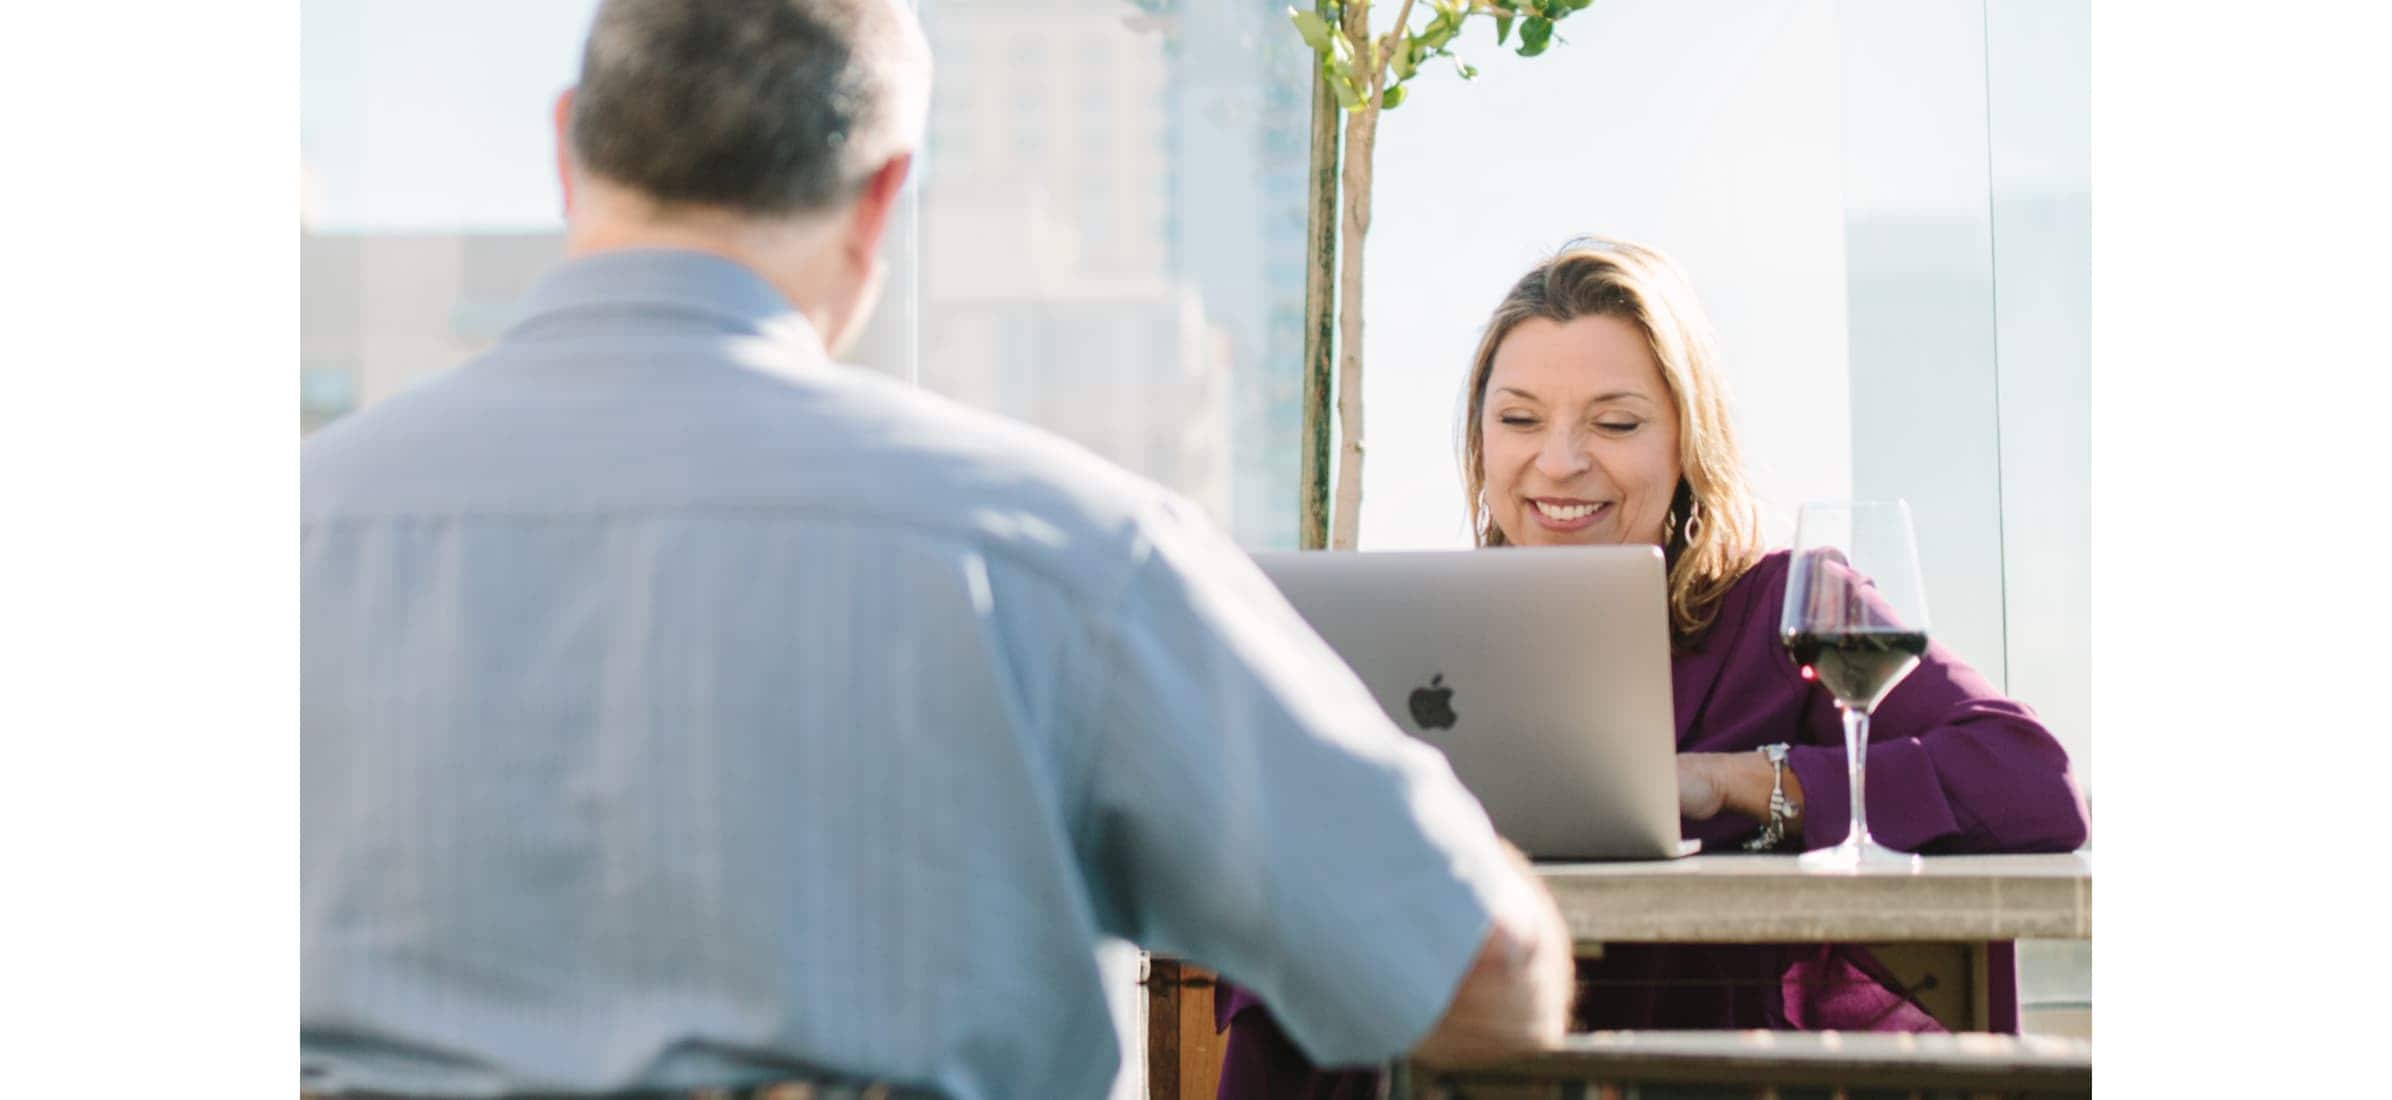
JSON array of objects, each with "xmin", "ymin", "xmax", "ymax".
[{"xmin": 302, "ymin": 0, "xmax": 2090, "ymax": 1045}]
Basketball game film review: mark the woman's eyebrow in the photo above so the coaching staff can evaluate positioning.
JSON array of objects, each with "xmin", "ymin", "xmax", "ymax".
[{"xmin": 1497, "ymin": 386, "xmax": 1654, "ymax": 405}]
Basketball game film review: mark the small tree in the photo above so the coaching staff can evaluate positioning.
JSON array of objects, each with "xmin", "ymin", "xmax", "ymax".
[
  {"xmin": 1117, "ymin": 0, "xmax": 1591, "ymax": 548},
  {"xmin": 1292, "ymin": 0, "xmax": 1592, "ymax": 548}
]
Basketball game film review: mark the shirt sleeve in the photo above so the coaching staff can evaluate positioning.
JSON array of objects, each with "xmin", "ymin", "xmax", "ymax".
[
  {"xmin": 1771, "ymin": 555, "xmax": 2092, "ymax": 854},
  {"xmin": 1065, "ymin": 499, "xmax": 1534, "ymax": 1068}
]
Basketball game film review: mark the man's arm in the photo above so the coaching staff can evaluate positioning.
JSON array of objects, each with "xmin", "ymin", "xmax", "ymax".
[
  {"xmin": 1410, "ymin": 842, "xmax": 1575, "ymax": 1066},
  {"xmin": 1067, "ymin": 497, "xmax": 1575, "ymax": 1067}
]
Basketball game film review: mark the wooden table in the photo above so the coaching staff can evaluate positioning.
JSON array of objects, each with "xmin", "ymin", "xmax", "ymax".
[
  {"xmin": 1543, "ymin": 851, "xmax": 2092, "ymax": 946},
  {"xmin": 1148, "ymin": 853, "xmax": 2090, "ymax": 1098},
  {"xmin": 1545, "ymin": 852, "xmax": 2090, "ymax": 1033}
]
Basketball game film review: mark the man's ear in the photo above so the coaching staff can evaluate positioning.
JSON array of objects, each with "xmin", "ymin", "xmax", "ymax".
[
  {"xmin": 553, "ymin": 88, "xmax": 578, "ymax": 213},
  {"xmin": 842, "ymin": 154, "xmax": 914, "ymax": 268}
]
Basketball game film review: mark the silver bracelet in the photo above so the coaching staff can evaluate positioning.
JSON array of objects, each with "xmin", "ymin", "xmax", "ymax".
[{"xmin": 1742, "ymin": 743, "xmax": 1801, "ymax": 852}]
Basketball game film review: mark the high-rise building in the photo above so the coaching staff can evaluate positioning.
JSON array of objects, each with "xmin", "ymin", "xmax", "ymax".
[
  {"xmin": 1160, "ymin": 0, "xmax": 1314, "ymax": 549},
  {"xmin": 920, "ymin": 0, "xmax": 1310, "ymax": 546}
]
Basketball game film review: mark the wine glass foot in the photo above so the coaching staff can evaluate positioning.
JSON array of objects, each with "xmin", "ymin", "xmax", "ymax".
[{"xmin": 1797, "ymin": 836, "xmax": 1922, "ymax": 874}]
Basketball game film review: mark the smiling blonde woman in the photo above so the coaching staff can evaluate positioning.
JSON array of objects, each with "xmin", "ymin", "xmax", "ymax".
[
  {"xmin": 1459, "ymin": 237, "xmax": 1763, "ymax": 642},
  {"xmin": 1213, "ymin": 237, "xmax": 2091, "ymax": 1099}
]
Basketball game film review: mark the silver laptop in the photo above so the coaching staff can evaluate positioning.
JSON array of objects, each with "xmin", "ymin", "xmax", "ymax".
[{"xmin": 1252, "ymin": 546, "xmax": 1692, "ymax": 861}]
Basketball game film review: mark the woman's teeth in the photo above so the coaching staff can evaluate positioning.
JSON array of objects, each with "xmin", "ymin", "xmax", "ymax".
[{"xmin": 1534, "ymin": 500, "xmax": 1601, "ymax": 521}]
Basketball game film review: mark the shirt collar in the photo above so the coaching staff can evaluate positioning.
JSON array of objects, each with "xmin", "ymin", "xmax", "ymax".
[{"xmin": 509, "ymin": 247, "xmax": 826, "ymax": 358}]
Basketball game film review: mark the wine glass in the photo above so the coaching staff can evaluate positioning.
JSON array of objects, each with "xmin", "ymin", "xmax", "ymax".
[{"xmin": 1782, "ymin": 500, "xmax": 1930, "ymax": 872}]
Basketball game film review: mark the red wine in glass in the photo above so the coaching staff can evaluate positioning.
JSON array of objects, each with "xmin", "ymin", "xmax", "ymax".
[
  {"xmin": 1781, "ymin": 501, "xmax": 1930, "ymax": 872},
  {"xmin": 1783, "ymin": 630, "xmax": 1928, "ymax": 711}
]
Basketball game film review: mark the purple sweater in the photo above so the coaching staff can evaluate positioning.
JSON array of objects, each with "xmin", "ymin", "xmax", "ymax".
[{"xmin": 1214, "ymin": 550, "xmax": 2090, "ymax": 1098}]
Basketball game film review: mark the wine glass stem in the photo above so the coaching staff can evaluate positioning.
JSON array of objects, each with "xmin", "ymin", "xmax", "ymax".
[{"xmin": 1843, "ymin": 705, "xmax": 1871, "ymax": 846}]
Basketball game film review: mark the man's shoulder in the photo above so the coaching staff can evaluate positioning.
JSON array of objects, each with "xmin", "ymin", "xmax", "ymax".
[
  {"xmin": 299, "ymin": 363, "xmax": 491, "ymax": 510},
  {"xmin": 301, "ymin": 354, "xmax": 1197, "ymax": 599},
  {"xmin": 826, "ymin": 366, "xmax": 1150, "ymax": 498},
  {"xmin": 803, "ymin": 365, "xmax": 1181, "ymax": 547}
]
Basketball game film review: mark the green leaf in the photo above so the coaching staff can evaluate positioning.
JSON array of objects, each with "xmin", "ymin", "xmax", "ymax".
[
  {"xmin": 1381, "ymin": 84, "xmax": 1408, "ymax": 110},
  {"xmin": 1495, "ymin": 12, "xmax": 1514, "ymax": 44},
  {"xmin": 1288, "ymin": 8, "xmax": 1335, "ymax": 54},
  {"xmin": 1453, "ymin": 57, "xmax": 1479, "ymax": 80},
  {"xmin": 1320, "ymin": 52, "xmax": 1356, "ymax": 106},
  {"xmin": 1518, "ymin": 15, "xmax": 1553, "ymax": 55},
  {"xmin": 1392, "ymin": 40, "xmax": 1419, "ymax": 80},
  {"xmin": 1421, "ymin": 11, "xmax": 1460, "ymax": 50},
  {"xmin": 1564, "ymin": 0, "xmax": 1594, "ymax": 9},
  {"xmin": 1327, "ymin": 67, "xmax": 1363, "ymax": 110}
]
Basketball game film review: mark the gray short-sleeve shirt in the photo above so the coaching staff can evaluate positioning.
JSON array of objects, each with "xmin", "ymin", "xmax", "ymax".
[{"xmin": 300, "ymin": 250, "xmax": 1520, "ymax": 1099}]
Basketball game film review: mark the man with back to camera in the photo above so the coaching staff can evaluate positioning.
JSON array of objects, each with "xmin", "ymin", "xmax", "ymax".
[{"xmin": 299, "ymin": 1, "xmax": 1575, "ymax": 1096}]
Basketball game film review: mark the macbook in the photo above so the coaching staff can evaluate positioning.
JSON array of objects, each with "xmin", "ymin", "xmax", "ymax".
[{"xmin": 1252, "ymin": 546, "xmax": 1691, "ymax": 861}]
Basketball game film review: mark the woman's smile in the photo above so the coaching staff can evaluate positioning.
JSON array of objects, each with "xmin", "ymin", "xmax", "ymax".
[{"xmin": 1525, "ymin": 497, "xmax": 1612, "ymax": 531}]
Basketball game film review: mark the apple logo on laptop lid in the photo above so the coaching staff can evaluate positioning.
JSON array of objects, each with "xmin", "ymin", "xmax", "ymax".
[{"xmin": 1407, "ymin": 673, "xmax": 1456, "ymax": 731}]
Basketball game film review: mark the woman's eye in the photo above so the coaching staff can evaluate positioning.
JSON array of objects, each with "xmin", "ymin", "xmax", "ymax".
[
  {"xmin": 1596, "ymin": 420, "xmax": 1641, "ymax": 434},
  {"xmin": 1498, "ymin": 415, "xmax": 1539, "ymax": 428}
]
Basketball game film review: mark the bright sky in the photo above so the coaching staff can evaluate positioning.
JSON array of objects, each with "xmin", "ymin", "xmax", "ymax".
[{"xmin": 301, "ymin": 0, "xmax": 600, "ymax": 231}]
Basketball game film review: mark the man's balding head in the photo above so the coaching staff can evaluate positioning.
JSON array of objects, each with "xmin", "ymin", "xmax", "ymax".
[
  {"xmin": 567, "ymin": 0, "xmax": 929, "ymax": 217},
  {"xmin": 553, "ymin": 0, "xmax": 930, "ymax": 357}
]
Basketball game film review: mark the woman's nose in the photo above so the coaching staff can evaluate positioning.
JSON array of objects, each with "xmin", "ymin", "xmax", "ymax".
[{"xmin": 1535, "ymin": 429, "xmax": 1591, "ymax": 479}]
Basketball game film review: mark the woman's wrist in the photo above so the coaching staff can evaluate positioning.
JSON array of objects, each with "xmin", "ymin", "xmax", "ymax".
[
  {"xmin": 1775, "ymin": 752, "xmax": 1806, "ymax": 831},
  {"xmin": 1680, "ymin": 751, "xmax": 1809, "ymax": 835},
  {"xmin": 1718, "ymin": 748, "xmax": 1805, "ymax": 833},
  {"xmin": 1712, "ymin": 750, "xmax": 1779, "ymax": 821}
]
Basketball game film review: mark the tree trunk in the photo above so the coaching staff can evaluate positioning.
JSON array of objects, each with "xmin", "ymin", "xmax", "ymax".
[
  {"xmin": 1331, "ymin": 99, "xmax": 1378, "ymax": 550},
  {"xmin": 1297, "ymin": 2, "xmax": 1343, "ymax": 552}
]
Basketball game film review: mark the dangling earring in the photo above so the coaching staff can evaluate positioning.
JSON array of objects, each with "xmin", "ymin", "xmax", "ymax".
[{"xmin": 1682, "ymin": 499, "xmax": 1704, "ymax": 545}]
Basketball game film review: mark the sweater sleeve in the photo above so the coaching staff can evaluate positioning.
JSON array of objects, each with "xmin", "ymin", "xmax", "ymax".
[{"xmin": 1770, "ymin": 559, "xmax": 2090, "ymax": 854}]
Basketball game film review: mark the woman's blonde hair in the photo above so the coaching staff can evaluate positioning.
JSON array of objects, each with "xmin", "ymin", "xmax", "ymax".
[{"xmin": 1459, "ymin": 236, "xmax": 1767, "ymax": 645}]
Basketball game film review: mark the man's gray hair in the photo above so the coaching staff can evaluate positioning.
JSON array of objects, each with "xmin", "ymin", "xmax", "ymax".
[{"xmin": 568, "ymin": 0, "xmax": 929, "ymax": 217}]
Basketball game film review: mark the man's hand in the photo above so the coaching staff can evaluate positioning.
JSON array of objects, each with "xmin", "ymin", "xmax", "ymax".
[{"xmin": 1409, "ymin": 842, "xmax": 1575, "ymax": 1067}]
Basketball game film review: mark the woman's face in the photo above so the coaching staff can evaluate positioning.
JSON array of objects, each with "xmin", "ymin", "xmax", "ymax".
[{"xmin": 1479, "ymin": 314, "xmax": 1684, "ymax": 548}]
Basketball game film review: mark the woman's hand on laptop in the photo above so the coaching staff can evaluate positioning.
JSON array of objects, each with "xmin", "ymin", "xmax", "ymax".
[
  {"xmin": 1676, "ymin": 751, "xmax": 1806, "ymax": 828},
  {"xmin": 1675, "ymin": 754, "xmax": 1731, "ymax": 821}
]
